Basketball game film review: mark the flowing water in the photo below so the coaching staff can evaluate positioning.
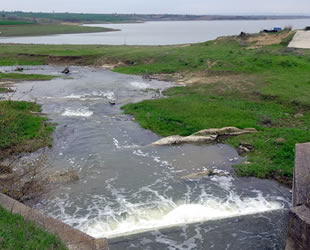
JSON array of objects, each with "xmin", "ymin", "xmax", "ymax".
[
  {"xmin": 1, "ymin": 66, "xmax": 291, "ymax": 249},
  {"xmin": 0, "ymin": 19, "xmax": 309, "ymax": 45}
]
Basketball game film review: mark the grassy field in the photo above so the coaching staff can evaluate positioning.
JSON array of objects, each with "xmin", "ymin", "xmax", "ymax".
[
  {"xmin": 0, "ymin": 101, "xmax": 55, "ymax": 161},
  {"xmin": 0, "ymin": 30, "xmax": 309, "ymax": 184},
  {"xmin": 0, "ymin": 23, "xmax": 114, "ymax": 37},
  {"xmin": 0, "ymin": 205, "xmax": 67, "ymax": 250}
]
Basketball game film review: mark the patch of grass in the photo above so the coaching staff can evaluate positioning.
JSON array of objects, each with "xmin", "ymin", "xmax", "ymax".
[
  {"xmin": 0, "ymin": 87, "xmax": 13, "ymax": 93},
  {"xmin": 0, "ymin": 20, "xmax": 34, "ymax": 25},
  {"xmin": 0, "ymin": 101, "xmax": 55, "ymax": 160},
  {"xmin": 0, "ymin": 23, "xmax": 114, "ymax": 37},
  {"xmin": 123, "ymin": 81, "xmax": 310, "ymax": 184},
  {"xmin": 0, "ymin": 73, "xmax": 56, "ymax": 81},
  {"xmin": 0, "ymin": 205, "xmax": 67, "ymax": 250}
]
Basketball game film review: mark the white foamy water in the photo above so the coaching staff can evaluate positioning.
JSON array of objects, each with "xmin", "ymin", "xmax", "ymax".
[
  {"xmin": 130, "ymin": 81, "xmax": 151, "ymax": 89},
  {"xmin": 62, "ymin": 107, "xmax": 93, "ymax": 117},
  {"xmin": 63, "ymin": 94, "xmax": 83, "ymax": 99},
  {"xmin": 84, "ymin": 191, "xmax": 283, "ymax": 239},
  {"xmin": 62, "ymin": 91, "xmax": 115, "ymax": 101}
]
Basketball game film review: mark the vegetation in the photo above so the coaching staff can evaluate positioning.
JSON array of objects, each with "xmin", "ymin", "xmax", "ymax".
[
  {"xmin": 0, "ymin": 87, "xmax": 13, "ymax": 93},
  {"xmin": 0, "ymin": 205, "xmax": 67, "ymax": 250},
  {"xmin": 0, "ymin": 20, "xmax": 34, "ymax": 25},
  {"xmin": 0, "ymin": 73, "xmax": 56, "ymax": 81},
  {"xmin": 0, "ymin": 30, "xmax": 309, "ymax": 184},
  {"xmin": 0, "ymin": 101, "xmax": 55, "ymax": 160},
  {"xmin": 0, "ymin": 23, "xmax": 114, "ymax": 37}
]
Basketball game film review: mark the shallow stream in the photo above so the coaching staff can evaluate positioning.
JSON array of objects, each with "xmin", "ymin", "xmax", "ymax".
[{"xmin": 1, "ymin": 66, "xmax": 290, "ymax": 249}]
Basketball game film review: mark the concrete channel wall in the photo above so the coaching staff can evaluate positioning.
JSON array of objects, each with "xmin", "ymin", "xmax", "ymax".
[
  {"xmin": 0, "ymin": 193, "xmax": 109, "ymax": 250},
  {"xmin": 286, "ymin": 143, "xmax": 310, "ymax": 250}
]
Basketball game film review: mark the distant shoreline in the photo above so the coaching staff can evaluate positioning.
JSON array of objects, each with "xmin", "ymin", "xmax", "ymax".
[{"xmin": 1, "ymin": 11, "xmax": 310, "ymax": 24}]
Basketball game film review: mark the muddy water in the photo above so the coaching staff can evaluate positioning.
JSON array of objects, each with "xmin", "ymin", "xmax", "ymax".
[{"xmin": 2, "ymin": 66, "xmax": 290, "ymax": 249}]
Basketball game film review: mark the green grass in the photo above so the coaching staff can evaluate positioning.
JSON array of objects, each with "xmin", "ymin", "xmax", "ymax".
[
  {"xmin": 0, "ymin": 73, "xmax": 56, "ymax": 81},
  {"xmin": 0, "ymin": 20, "xmax": 34, "ymax": 25},
  {"xmin": 0, "ymin": 23, "xmax": 114, "ymax": 37},
  {"xmin": 0, "ymin": 205, "xmax": 67, "ymax": 250},
  {"xmin": 0, "ymin": 87, "xmax": 13, "ymax": 93},
  {"xmin": 0, "ymin": 101, "xmax": 55, "ymax": 160},
  {"xmin": 122, "ymin": 80, "xmax": 310, "ymax": 184}
]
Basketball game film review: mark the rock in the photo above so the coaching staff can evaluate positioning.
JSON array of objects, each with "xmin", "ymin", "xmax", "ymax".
[
  {"xmin": 181, "ymin": 169, "xmax": 229, "ymax": 180},
  {"xmin": 152, "ymin": 135, "xmax": 217, "ymax": 146},
  {"xmin": 262, "ymin": 119, "xmax": 272, "ymax": 126},
  {"xmin": 109, "ymin": 100, "xmax": 116, "ymax": 105},
  {"xmin": 274, "ymin": 137, "xmax": 286, "ymax": 144},
  {"xmin": 0, "ymin": 164, "xmax": 12, "ymax": 174},
  {"xmin": 238, "ymin": 142, "xmax": 254, "ymax": 154},
  {"xmin": 61, "ymin": 67, "xmax": 70, "ymax": 74},
  {"xmin": 294, "ymin": 113, "xmax": 304, "ymax": 118},
  {"xmin": 14, "ymin": 67, "xmax": 23, "ymax": 72},
  {"xmin": 47, "ymin": 169, "xmax": 79, "ymax": 184},
  {"xmin": 193, "ymin": 127, "xmax": 257, "ymax": 137}
]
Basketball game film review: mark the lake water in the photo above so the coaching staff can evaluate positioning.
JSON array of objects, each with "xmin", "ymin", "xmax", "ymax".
[
  {"xmin": 0, "ymin": 19, "xmax": 309, "ymax": 45},
  {"xmin": 1, "ymin": 66, "xmax": 291, "ymax": 249}
]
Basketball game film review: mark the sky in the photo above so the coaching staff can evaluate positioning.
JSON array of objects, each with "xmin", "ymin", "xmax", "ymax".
[{"xmin": 1, "ymin": 0, "xmax": 310, "ymax": 15}]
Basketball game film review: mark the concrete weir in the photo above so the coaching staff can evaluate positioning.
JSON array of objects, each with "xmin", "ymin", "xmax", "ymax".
[{"xmin": 286, "ymin": 143, "xmax": 310, "ymax": 250}]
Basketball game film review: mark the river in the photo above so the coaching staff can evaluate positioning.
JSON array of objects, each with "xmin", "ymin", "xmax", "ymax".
[
  {"xmin": 1, "ymin": 66, "xmax": 291, "ymax": 249},
  {"xmin": 0, "ymin": 19, "xmax": 309, "ymax": 45}
]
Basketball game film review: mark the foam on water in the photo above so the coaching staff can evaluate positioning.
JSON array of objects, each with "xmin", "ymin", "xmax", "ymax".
[
  {"xmin": 63, "ymin": 94, "xmax": 83, "ymax": 99},
  {"xmin": 61, "ymin": 91, "xmax": 115, "ymax": 102},
  {"xmin": 62, "ymin": 107, "xmax": 93, "ymax": 117},
  {"xmin": 83, "ymin": 190, "xmax": 283, "ymax": 239},
  {"xmin": 130, "ymin": 81, "xmax": 151, "ymax": 89}
]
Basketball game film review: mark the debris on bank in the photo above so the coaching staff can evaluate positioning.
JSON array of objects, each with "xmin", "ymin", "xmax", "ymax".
[{"xmin": 152, "ymin": 127, "xmax": 257, "ymax": 146}]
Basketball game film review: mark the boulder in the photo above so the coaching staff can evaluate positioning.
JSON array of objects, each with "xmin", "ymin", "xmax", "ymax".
[
  {"xmin": 109, "ymin": 100, "xmax": 116, "ymax": 105},
  {"xmin": 61, "ymin": 67, "xmax": 70, "ymax": 74},
  {"xmin": 14, "ymin": 67, "xmax": 24, "ymax": 72},
  {"xmin": 47, "ymin": 169, "xmax": 79, "ymax": 184},
  {"xmin": 181, "ymin": 169, "xmax": 229, "ymax": 180},
  {"xmin": 238, "ymin": 142, "xmax": 254, "ymax": 154}
]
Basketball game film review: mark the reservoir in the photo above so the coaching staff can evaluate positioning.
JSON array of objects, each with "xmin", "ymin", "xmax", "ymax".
[{"xmin": 0, "ymin": 19, "xmax": 309, "ymax": 45}]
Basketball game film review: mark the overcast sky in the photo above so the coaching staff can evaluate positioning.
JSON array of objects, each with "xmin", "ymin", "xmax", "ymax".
[{"xmin": 1, "ymin": 0, "xmax": 310, "ymax": 15}]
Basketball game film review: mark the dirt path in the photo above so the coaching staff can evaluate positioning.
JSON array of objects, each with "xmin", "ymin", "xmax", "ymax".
[{"xmin": 288, "ymin": 31, "xmax": 310, "ymax": 49}]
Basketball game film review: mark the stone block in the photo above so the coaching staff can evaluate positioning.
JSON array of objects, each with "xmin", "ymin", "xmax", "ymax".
[
  {"xmin": 293, "ymin": 143, "xmax": 310, "ymax": 206},
  {"xmin": 286, "ymin": 205, "xmax": 310, "ymax": 250},
  {"xmin": 11, "ymin": 200, "xmax": 32, "ymax": 218},
  {"xmin": 0, "ymin": 193, "xmax": 16, "ymax": 212}
]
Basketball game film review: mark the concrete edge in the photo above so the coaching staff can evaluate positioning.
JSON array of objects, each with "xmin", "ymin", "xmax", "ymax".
[{"xmin": 0, "ymin": 193, "xmax": 109, "ymax": 250}]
